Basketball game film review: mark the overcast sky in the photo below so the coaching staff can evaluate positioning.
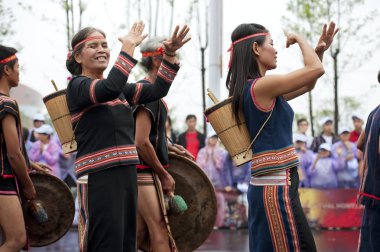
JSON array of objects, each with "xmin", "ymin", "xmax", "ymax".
[{"xmin": 4, "ymin": 0, "xmax": 380, "ymax": 132}]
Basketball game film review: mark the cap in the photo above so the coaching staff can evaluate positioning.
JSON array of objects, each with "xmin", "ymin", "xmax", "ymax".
[
  {"xmin": 319, "ymin": 117, "xmax": 333, "ymax": 126},
  {"xmin": 319, "ymin": 143, "xmax": 332, "ymax": 152},
  {"xmin": 339, "ymin": 127, "xmax": 350, "ymax": 135},
  {"xmin": 352, "ymin": 115, "xmax": 362, "ymax": 121},
  {"xmin": 293, "ymin": 133, "xmax": 307, "ymax": 143},
  {"xmin": 33, "ymin": 113, "xmax": 45, "ymax": 122},
  {"xmin": 35, "ymin": 124, "xmax": 54, "ymax": 135}
]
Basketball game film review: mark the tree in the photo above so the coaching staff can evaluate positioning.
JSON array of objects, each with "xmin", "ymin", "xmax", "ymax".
[
  {"xmin": 283, "ymin": 0, "xmax": 379, "ymax": 134},
  {"xmin": 0, "ymin": 0, "xmax": 15, "ymax": 43}
]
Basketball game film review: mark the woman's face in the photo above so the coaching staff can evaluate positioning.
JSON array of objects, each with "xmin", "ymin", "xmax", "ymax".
[
  {"xmin": 255, "ymin": 35, "xmax": 278, "ymax": 71},
  {"xmin": 75, "ymin": 31, "xmax": 110, "ymax": 74}
]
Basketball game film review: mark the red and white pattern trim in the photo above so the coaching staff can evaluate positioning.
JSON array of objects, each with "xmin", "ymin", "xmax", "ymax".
[
  {"xmin": 75, "ymin": 145, "xmax": 139, "ymax": 175},
  {"xmin": 114, "ymin": 54, "xmax": 135, "ymax": 76},
  {"xmin": 157, "ymin": 62, "xmax": 177, "ymax": 83},
  {"xmin": 89, "ymin": 79, "xmax": 99, "ymax": 104},
  {"xmin": 131, "ymin": 84, "xmax": 143, "ymax": 106}
]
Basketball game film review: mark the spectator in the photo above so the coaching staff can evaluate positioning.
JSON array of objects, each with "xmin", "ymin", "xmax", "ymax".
[
  {"xmin": 349, "ymin": 115, "xmax": 364, "ymax": 143},
  {"xmin": 223, "ymin": 154, "xmax": 251, "ymax": 192},
  {"xmin": 311, "ymin": 117, "xmax": 339, "ymax": 152},
  {"xmin": 294, "ymin": 118, "xmax": 313, "ymax": 148},
  {"xmin": 196, "ymin": 134, "xmax": 226, "ymax": 228},
  {"xmin": 22, "ymin": 126, "xmax": 32, "ymax": 154},
  {"xmin": 177, "ymin": 114, "xmax": 205, "ymax": 159},
  {"xmin": 332, "ymin": 127, "xmax": 359, "ymax": 188},
  {"xmin": 308, "ymin": 143, "xmax": 338, "ymax": 189},
  {"xmin": 28, "ymin": 113, "xmax": 45, "ymax": 143},
  {"xmin": 294, "ymin": 134, "xmax": 314, "ymax": 187},
  {"xmin": 29, "ymin": 124, "xmax": 61, "ymax": 179}
]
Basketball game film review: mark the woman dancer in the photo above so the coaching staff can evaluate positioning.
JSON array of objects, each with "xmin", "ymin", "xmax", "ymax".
[
  {"xmin": 66, "ymin": 22, "xmax": 190, "ymax": 252},
  {"xmin": 226, "ymin": 22, "xmax": 338, "ymax": 251}
]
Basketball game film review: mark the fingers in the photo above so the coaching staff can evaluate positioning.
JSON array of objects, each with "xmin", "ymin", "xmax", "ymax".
[{"xmin": 171, "ymin": 25, "xmax": 180, "ymax": 39}]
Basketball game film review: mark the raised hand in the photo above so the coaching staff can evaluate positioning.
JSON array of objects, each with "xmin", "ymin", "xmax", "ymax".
[
  {"xmin": 315, "ymin": 21, "xmax": 339, "ymax": 54},
  {"xmin": 119, "ymin": 21, "xmax": 148, "ymax": 46},
  {"xmin": 284, "ymin": 31, "xmax": 301, "ymax": 48},
  {"xmin": 163, "ymin": 25, "xmax": 191, "ymax": 54}
]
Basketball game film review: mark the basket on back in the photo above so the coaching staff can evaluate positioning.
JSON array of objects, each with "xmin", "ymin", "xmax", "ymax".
[
  {"xmin": 43, "ymin": 90, "xmax": 77, "ymax": 154},
  {"xmin": 204, "ymin": 97, "xmax": 252, "ymax": 166}
]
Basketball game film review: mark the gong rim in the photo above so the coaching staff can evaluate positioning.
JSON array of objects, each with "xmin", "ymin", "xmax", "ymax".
[
  {"xmin": 25, "ymin": 172, "xmax": 75, "ymax": 247},
  {"xmin": 167, "ymin": 153, "xmax": 217, "ymax": 252}
]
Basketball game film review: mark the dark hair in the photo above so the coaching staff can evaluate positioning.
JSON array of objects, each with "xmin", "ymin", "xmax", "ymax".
[
  {"xmin": 66, "ymin": 27, "xmax": 106, "ymax": 75},
  {"xmin": 226, "ymin": 23, "xmax": 268, "ymax": 123},
  {"xmin": 378, "ymin": 70, "xmax": 380, "ymax": 83},
  {"xmin": 140, "ymin": 37, "xmax": 165, "ymax": 72},
  {"xmin": 297, "ymin": 118, "xmax": 308, "ymax": 126},
  {"xmin": 0, "ymin": 45, "xmax": 18, "ymax": 78},
  {"xmin": 22, "ymin": 127, "xmax": 29, "ymax": 143},
  {"xmin": 185, "ymin": 114, "xmax": 197, "ymax": 121},
  {"xmin": 166, "ymin": 115, "xmax": 172, "ymax": 126}
]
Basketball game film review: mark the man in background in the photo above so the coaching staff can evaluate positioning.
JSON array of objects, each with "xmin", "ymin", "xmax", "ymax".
[{"xmin": 177, "ymin": 114, "xmax": 205, "ymax": 159}]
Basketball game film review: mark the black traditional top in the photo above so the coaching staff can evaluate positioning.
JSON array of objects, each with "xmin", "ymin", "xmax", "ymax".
[
  {"xmin": 0, "ymin": 94, "xmax": 30, "ymax": 178},
  {"xmin": 66, "ymin": 52, "xmax": 179, "ymax": 178},
  {"xmin": 134, "ymin": 79, "xmax": 169, "ymax": 172}
]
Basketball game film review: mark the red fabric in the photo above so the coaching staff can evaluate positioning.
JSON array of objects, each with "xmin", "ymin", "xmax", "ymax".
[
  {"xmin": 349, "ymin": 130, "xmax": 360, "ymax": 143},
  {"xmin": 186, "ymin": 132, "xmax": 200, "ymax": 159}
]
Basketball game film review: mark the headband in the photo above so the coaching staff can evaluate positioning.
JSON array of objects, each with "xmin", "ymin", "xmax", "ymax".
[
  {"xmin": 141, "ymin": 47, "xmax": 164, "ymax": 58},
  {"xmin": 227, "ymin": 32, "xmax": 268, "ymax": 69},
  {"xmin": 0, "ymin": 54, "xmax": 17, "ymax": 64},
  {"xmin": 67, "ymin": 35, "xmax": 106, "ymax": 60}
]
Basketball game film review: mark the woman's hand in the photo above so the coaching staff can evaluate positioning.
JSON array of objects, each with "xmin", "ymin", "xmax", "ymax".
[
  {"xmin": 119, "ymin": 21, "xmax": 148, "ymax": 47},
  {"xmin": 315, "ymin": 21, "xmax": 339, "ymax": 54},
  {"xmin": 284, "ymin": 32, "xmax": 301, "ymax": 48},
  {"xmin": 163, "ymin": 25, "xmax": 191, "ymax": 54}
]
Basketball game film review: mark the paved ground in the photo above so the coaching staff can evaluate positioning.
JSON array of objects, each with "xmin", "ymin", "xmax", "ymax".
[{"xmin": 29, "ymin": 228, "xmax": 360, "ymax": 252}]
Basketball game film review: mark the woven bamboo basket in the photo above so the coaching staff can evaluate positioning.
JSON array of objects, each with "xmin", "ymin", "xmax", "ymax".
[
  {"xmin": 43, "ymin": 90, "xmax": 77, "ymax": 154},
  {"xmin": 204, "ymin": 97, "xmax": 252, "ymax": 166}
]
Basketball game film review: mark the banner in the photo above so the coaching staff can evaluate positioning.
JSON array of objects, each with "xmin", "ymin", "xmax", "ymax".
[{"xmin": 299, "ymin": 188, "xmax": 364, "ymax": 228}]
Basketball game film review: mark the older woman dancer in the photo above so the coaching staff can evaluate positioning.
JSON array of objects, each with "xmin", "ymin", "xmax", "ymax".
[{"xmin": 66, "ymin": 22, "xmax": 190, "ymax": 252}]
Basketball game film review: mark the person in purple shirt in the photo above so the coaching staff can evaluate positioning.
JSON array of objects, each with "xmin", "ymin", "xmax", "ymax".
[
  {"xmin": 308, "ymin": 143, "xmax": 339, "ymax": 189},
  {"xmin": 294, "ymin": 133, "xmax": 314, "ymax": 187},
  {"xmin": 331, "ymin": 127, "xmax": 359, "ymax": 188},
  {"xmin": 29, "ymin": 124, "xmax": 61, "ymax": 179}
]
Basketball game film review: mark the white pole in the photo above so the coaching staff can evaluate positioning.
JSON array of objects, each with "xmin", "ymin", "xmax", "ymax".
[{"xmin": 207, "ymin": 0, "xmax": 223, "ymax": 106}]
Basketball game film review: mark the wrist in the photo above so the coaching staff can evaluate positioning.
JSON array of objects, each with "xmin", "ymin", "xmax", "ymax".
[{"xmin": 164, "ymin": 50, "xmax": 176, "ymax": 57}]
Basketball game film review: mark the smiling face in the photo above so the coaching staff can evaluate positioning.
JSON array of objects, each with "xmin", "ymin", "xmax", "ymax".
[
  {"xmin": 254, "ymin": 34, "xmax": 278, "ymax": 72},
  {"xmin": 74, "ymin": 31, "xmax": 110, "ymax": 75}
]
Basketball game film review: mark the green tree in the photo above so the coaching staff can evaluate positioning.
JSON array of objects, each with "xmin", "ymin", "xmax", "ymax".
[
  {"xmin": 0, "ymin": 0, "xmax": 15, "ymax": 43},
  {"xmin": 283, "ymin": 0, "xmax": 379, "ymax": 134}
]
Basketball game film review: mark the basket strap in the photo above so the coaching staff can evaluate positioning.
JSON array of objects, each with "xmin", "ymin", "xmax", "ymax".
[{"xmin": 243, "ymin": 109, "xmax": 273, "ymax": 158}]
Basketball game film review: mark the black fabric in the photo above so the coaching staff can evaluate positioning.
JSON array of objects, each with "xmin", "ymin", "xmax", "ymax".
[
  {"xmin": 133, "ymin": 80, "xmax": 169, "ymax": 169},
  {"xmin": 358, "ymin": 206, "xmax": 380, "ymax": 252},
  {"xmin": 66, "ymin": 52, "xmax": 179, "ymax": 178},
  {"xmin": 0, "ymin": 94, "xmax": 30, "ymax": 177},
  {"xmin": 87, "ymin": 165, "xmax": 137, "ymax": 252},
  {"xmin": 289, "ymin": 168, "xmax": 317, "ymax": 252},
  {"xmin": 177, "ymin": 131, "xmax": 205, "ymax": 150},
  {"xmin": 0, "ymin": 176, "xmax": 17, "ymax": 193}
]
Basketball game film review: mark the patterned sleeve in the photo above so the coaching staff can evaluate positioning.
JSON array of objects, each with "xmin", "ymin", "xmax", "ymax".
[
  {"xmin": 123, "ymin": 59, "xmax": 179, "ymax": 106},
  {"xmin": 67, "ymin": 52, "xmax": 137, "ymax": 111},
  {"xmin": 0, "ymin": 96, "xmax": 19, "ymax": 120}
]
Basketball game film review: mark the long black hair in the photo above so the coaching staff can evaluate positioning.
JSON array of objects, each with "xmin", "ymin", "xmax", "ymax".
[
  {"xmin": 66, "ymin": 27, "xmax": 106, "ymax": 75},
  {"xmin": 226, "ymin": 23, "xmax": 268, "ymax": 123}
]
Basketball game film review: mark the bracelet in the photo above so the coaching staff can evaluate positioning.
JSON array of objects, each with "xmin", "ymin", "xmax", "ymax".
[{"xmin": 164, "ymin": 50, "xmax": 176, "ymax": 57}]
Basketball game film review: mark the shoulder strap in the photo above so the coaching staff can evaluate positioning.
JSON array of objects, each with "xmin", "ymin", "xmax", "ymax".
[{"xmin": 243, "ymin": 108, "xmax": 273, "ymax": 158}]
